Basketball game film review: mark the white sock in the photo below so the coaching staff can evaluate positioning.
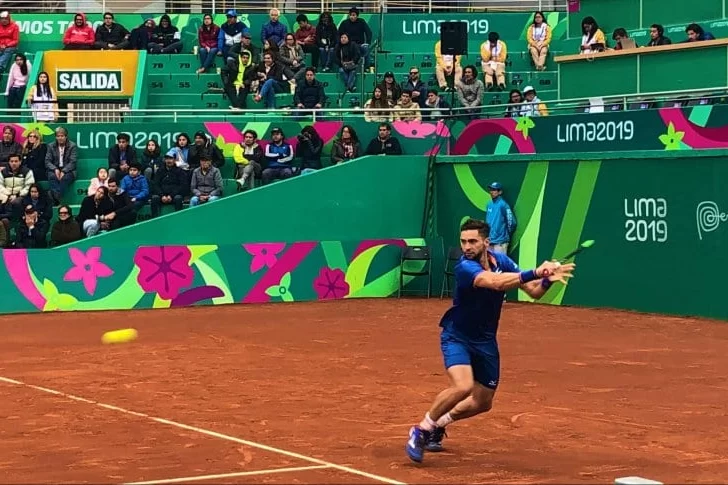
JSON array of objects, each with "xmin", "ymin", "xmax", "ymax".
[
  {"xmin": 419, "ymin": 412, "xmax": 437, "ymax": 431},
  {"xmin": 435, "ymin": 412, "xmax": 454, "ymax": 428}
]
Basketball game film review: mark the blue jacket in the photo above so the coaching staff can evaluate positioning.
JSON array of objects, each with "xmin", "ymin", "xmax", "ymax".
[
  {"xmin": 261, "ymin": 20, "xmax": 286, "ymax": 46},
  {"xmin": 485, "ymin": 196, "xmax": 516, "ymax": 245},
  {"xmin": 264, "ymin": 142, "xmax": 293, "ymax": 169},
  {"xmin": 121, "ymin": 173, "xmax": 150, "ymax": 201},
  {"xmin": 218, "ymin": 21, "xmax": 249, "ymax": 51}
]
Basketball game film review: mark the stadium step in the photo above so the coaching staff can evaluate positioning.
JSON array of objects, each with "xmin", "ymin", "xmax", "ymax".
[
  {"xmin": 147, "ymin": 53, "xmax": 220, "ymax": 74},
  {"xmin": 147, "ymin": 73, "xmax": 224, "ymax": 93}
]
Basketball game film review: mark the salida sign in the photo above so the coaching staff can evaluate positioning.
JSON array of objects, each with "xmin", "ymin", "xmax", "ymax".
[{"xmin": 56, "ymin": 70, "xmax": 123, "ymax": 94}]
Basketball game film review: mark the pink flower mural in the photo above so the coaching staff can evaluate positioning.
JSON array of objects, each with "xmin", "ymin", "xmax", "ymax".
[
  {"xmin": 243, "ymin": 242, "xmax": 286, "ymax": 273},
  {"xmin": 133, "ymin": 246, "xmax": 194, "ymax": 300},
  {"xmin": 63, "ymin": 247, "xmax": 114, "ymax": 296},
  {"xmin": 313, "ymin": 267, "xmax": 350, "ymax": 300}
]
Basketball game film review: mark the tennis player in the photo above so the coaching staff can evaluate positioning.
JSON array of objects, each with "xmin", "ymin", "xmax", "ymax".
[{"xmin": 405, "ymin": 218, "xmax": 575, "ymax": 463}]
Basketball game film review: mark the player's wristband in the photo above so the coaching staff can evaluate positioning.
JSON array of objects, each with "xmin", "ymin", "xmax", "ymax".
[
  {"xmin": 519, "ymin": 270, "xmax": 538, "ymax": 284},
  {"xmin": 540, "ymin": 278, "xmax": 552, "ymax": 289}
]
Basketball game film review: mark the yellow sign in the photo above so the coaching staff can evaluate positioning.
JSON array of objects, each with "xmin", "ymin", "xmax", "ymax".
[{"xmin": 43, "ymin": 50, "xmax": 139, "ymax": 97}]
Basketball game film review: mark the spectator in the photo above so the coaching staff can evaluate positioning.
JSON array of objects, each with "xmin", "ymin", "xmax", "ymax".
[
  {"xmin": 14, "ymin": 205, "xmax": 47, "ymax": 248},
  {"xmin": 224, "ymin": 49, "xmax": 257, "ymax": 111},
  {"xmin": 527, "ymin": 11, "xmax": 551, "ymax": 71},
  {"xmin": 365, "ymin": 123, "xmax": 403, "ymax": 156},
  {"xmin": 423, "ymin": 89, "xmax": 450, "ymax": 121},
  {"xmin": 94, "ymin": 12, "xmax": 130, "ymax": 50},
  {"xmin": 393, "ymin": 90, "xmax": 422, "ymax": 122},
  {"xmin": 129, "ymin": 18, "xmax": 155, "ymax": 51},
  {"xmin": 87, "ymin": 167, "xmax": 109, "ymax": 196},
  {"xmin": 106, "ymin": 179, "xmax": 136, "ymax": 229},
  {"xmin": 169, "ymin": 133, "xmax": 191, "ymax": 171},
  {"xmin": 108, "ymin": 133, "xmax": 138, "ymax": 181},
  {"xmin": 233, "ymin": 129, "xmax": 263, "ymax": 189},
  {"xmin": 0, "ymin": 153, "xmax": 33, "ymax": 222},
  {"xmin": 612, "ymin": 28, "xmax": 637, "ymax": 50},
  {"xmin": 0, "ymin": 125, "xmax": 22, "ymax": 168},
  {"xmin": 253, "ymin": 52, "xmax": 294, "ymax": 109},
  {"xmin": 262, "ymin": 38, "xmax": 280, "ymax": 61},
  {"xmin": 520, "ymin": 85, "xmax": 548, "ymax": 117},
  {"xmin": 261, "ymin": 8, "xmax": 286, "ymax": 47},
  {"xmin": 20, "ymin": 183, "xmax": 52, "ymax": 224},
  {"xmin": 26, "ymin": 71, "xmax": 58, "ymax": 122},
  {"xmin": 336, "ymin": 33, "xmax": 360, "ymax": 93},
  {"xmin": 647, "ymin": 24, "xmax": 671, "ymax": 47},
  {"xmin": 580, "ymin": 16, "xmax": 606, "ymax": 53},
  {"xmin": 295, "ymin": 14, "xmax": 317, "ymax": 68},
  {"xmin": 218, "ymin": 10, "xmax": 247, "ymax": 62},
  {"xmin": 45, "ymin": 126, "xmax": 78, "ymax": 206},
  {"xmin": 190, "ymin": 155, "xmax": 223, "ymax": 207},
  {"xmin": 120, "ymin": 162, "xmax": 150, "ymax": 210},
  {"xmin": 141, "ymin": 139, "xmax": 162, "ymax": 180},
  {"xmin": 189, "ymin": 130, "xmax": 225, "ymax": 170},
  {"xmin": 434, "ymin": 39, "xmax": 462, "ymax": 91},
  {"xmin": 151, "ymin": 153, "xmax": 186, "ymax": 217},
  {"xmin": 296, "ymin": 126, "xmax": 323, "ymax": 175},
  {"xmin": 21, "ymin": 129, "xmax": 47, "ymax": 181},
  {"xmin": 402, "ymin": 67, "xmax": 427, "ymax": 108},
  {"xmin": 50, "ymin": 205, "xmax": 82, "ymax": 246},
  {"xmin": 77, "ymin": 186, "xmax": 113, "ymax": 237},
  {"xmin": 505, "ymin": 89, "xmax": 523, "ymax": 118},
  {"xmin": 456, "ymin": 65, "xmax": 484, "ymax": 121},
  {"xmin": 331, "ymin": 125, "xmax": 361, "ymax": 165},
  {"xmin": 316, "ymin": 12, "xmax": 337, "ymax": 72},
  {"xmin": 280, "ymin": 33, "xmax": 306, "ymax": 82},
  {"xmin": 364, "ymin": 86, "xmax": 393, "ymax": 122},
  {"xmin": 338, "ymin": 7, "xmax": 372, "ymax": 69},
  {"xmin": 0, "ymin": 11, "xmax": 20, "ymax": 77},
  {"xmin": 294, "ymin": 67, "xmax": 326, "ymax": 114},
  {"xmin": 485, "ymin": 181, "xmax": 516, "ymax": 254},
  {"xmin": 480, "ymin": 32, "xmax": 507, "ymax": 90},
  {"xmin": 63, "ymin": 13, "xmax": 95, "ymax": 50},
  {"xmin": 262, "ymin": 127, "xmax": 294, "ymax": 184},
  {"xmin": 238, "ymin": 32, "xmax": 260, "ymax": 62},
  {"xmin": 149, "ymin": 14, "xmax": 182, "ymax": 54},
  {"xmin": 197, "ymin": 14, "xmax": 220, "ymax": 74},
  {"xmin": 4, "ymin": 53, "xmax": 30, "ymax": 111},
  {"xmin": 379, "ymin": 72, "xmax": 401, "ymax": 105},
  {"xmin": 685, "ymin": 23, "xmax": 714, "ymax": 43}
]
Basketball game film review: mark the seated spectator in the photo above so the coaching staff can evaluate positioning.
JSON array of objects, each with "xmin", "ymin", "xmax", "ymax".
[
  {"xmin": 129, "ymin": 18, "xmax": 155, "ymax": 51},
  {"xmin": 379, "ymin": 72, "xmax": 401, "ymax": 105},
  {"xmin": 296, "ymin": 126, "xmax": 323, "ymax": 175},
  {"xmin": 0, "ymin": 153, "xmax": 33, "ymax": 224},
  {"xmin": 365, "ymin": 123, "xmax": 403, "ymax": 156},
  {"xmin": 364, "ymin": 86, "xmax": 393, "ymax": 122},
  {"xmin": 527, "ymin": 11, "xmax": 551, "ymax": 71},
  {"xmin": 50, "ymin": 205, "xmax": 82, "ymax": 246},
  {"xmin": 0, "ymin": 11, "xmax": 19, "ymax": 78},
  {"xmin": 189, "ymin": 130, "xmax": 225, "ymax": 170},
  {"xmin": 423, "ymin": 89, "xmax": 451, "ymax": 121},
  {"xmin": 169, "ymin": 132, "xmax": 191, "ymax": 171},
  {"xmin": 262, "ymin": 127, "xmax": 294, "ymax": 184},
  {"xmin": 108, "ymin": 133, "xmax": 138, "ymax": 181},
  {"xmin": 262, "ymin": 39, "xmax": 280, "ymax": 60},
  {"xmin": 521, "ymin": 85, "xmax": 549, "ymax": 117},
  {"xmin": 331, "ymin": 125, "xmax": 361, "ymax": 165},
  {"xmin": 480, "ymin": 32, "xmax": 507, "ymax": 90},
  {"xmin": 336, "ymin": 33, "xmax": 360, "ymax": 93},
  {"xmin": 197, "ymin": 14, "xmax": 220, "ymax": 74},
  {"xmin": 0, "ymin": 125, "xmax": 21, "ymax": 168},
  {"xmin": 151, "ymin": 154, "xmax": 185, "ymax": 217},
  {"xmin": 120, "ymin": 163, "xmax": 150, "ymax": 210},
  {"xmin": 149, "ymin": 14, "xmax": 182, "ymax": 54},
  {"xmin": 294, "ymin": 68, "xmax": 326, "ymax": 114},
  {"xmin": 393, "ymin": 90, "xmax": 422, "ymax": 122},
  {"xmin": 233, "ymin": 129, "xmax": 263, "ymax": 189},
  {"xmin": 77, "ymin": 186, "xmax": 114, "ymax": 237},
  {"xmin": 87, "ymin": 167, "xmax": 109, "ymax": 196},
  {"xmin": 94, "ymin": 13, "xmax": 130, "ymax": 50},
  {"xmin": 647, "ymin": 24, "xmax": 671, "ymax": 46},
  {"xmin": 612, "ymin": 28, "xmax": 637, "ymax": 50},
  {"xmin": 685, "ymin": 23, "xmax": 715, "ymax": 43},
  {"xmin": 505, "ymin": 89, "xmax": 523, "ymax": 118},
  {"xmin": 45, "ymin": 126, "xmax": 77, "ymax": 206},
  {"xmin": 21, "ymin": 129, "xmax": 46, "ymax": 181},
  {"xmin": 218, "ymin": 10, "xmax": 248, "ymax": 62},
  {"xmin": 27, "ymin": 71, "xmax": 58, "ymax": 122},
  {"xmin": 5, "ymin": 53, "xmax": 31, "ymax": 111},
  {"xmin": 295, "ymin": 14, "xmax": 318, "ymax": 68},
  {"xmin": 280, "ymin": 33, "xmax": 306, "ymax": 82},
  {"xmin": 224, "ymin": 49, "xmax": 257, "ymax": 111},
  {"xmin": 338, "ymin": 7, "xmax": 372, "ymax": 69},
  {"xmin": 13, "ymin": 204, "xmax": 47, "ymax": 248},
  {"xmin": 237, "ymin": 33, "xmax": 259, "ymax": 62},
  {"xmin": 107, "ymin": 178, "xmax": 136, "ymax": 229},
  {"xmin": 261, "ymin": 8, "xmax": 286, "ymax": 47},
  {"xmin": 190, "ymin": 155, "xmax": 223, "ymax": 207},
  {"xmin": 316, "ymin": 12, "xmax": 337, "ymax": 72},
  {"xmin": 253, "ymin": 52, "xmax": 294, "ymax": 109},
  {"xmin": 456, "ymin": 65, "xmax": 484, "ymax": 120},
  {"xmin": 434, "ymin": 39, "xmax": 462, "ymax": 91},
  {"xmin": 63, "ymin": 13, "xmax": 95, "ymax": 50},
  {"xmin": 141, "ymin": 139, "xmax": 162, "ymax": 180},
  {"xmin": 580, "ymin": 16, "xmax": 606, "ymax": 53},
  {"xmin": 402, "ymin": 67, "xmax": 426, "ymax": 108},
  {"xmin": 21, "ymin": 183, "xmax": 52, "ymax": 225}
]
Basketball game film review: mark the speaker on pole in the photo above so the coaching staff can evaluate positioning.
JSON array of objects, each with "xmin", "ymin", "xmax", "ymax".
[{"xmin": 440, "ymin": 21, "xmax": 468, "ymax": 56}]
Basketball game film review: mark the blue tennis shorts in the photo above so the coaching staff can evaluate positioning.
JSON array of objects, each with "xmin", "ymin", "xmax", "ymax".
[{"xmin": 440, "ymin": 332, "xmax": 500, "ymax": 390}]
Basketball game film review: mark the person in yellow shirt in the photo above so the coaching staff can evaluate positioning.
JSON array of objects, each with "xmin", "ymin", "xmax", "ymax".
[
  {"xmin": 579, "ymin": 16, "xmax": 606, "ymax": 54},
  {"xmin": 480, "ymin": 32, "xmax": 507, "ymax": 90},
  {"xmin": 527, "ymin": 11, "xmax": 551, "ymax": 71},
  {"xmin": 434, "ymin": 40, "xmax": 462, "ymax": 91}
]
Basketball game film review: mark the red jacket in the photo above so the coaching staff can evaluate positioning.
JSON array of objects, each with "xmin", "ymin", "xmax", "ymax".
[
  {"xmin": 0, "ymin": 15, "xmax": 19, "ymax": 49},
  {"xmin": 294, "ymin": 24, "xmax": 316, "ymax": 46},
  {"xmin": 198, "ymin": 24, "xmax": 220, "ymax": 49},
  {"xmin": 63, "ymin": 13, "xmax": 95, "ymax": 45}
]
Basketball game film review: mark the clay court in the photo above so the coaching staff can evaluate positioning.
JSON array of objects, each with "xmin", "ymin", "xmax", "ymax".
[{"xmin": 1, "ymin": 299, "xmax": 727, "ymax": 484}]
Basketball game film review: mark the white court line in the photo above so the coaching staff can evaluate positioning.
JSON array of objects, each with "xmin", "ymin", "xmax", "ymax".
[
  {"xmin": 123, "ymin": 465, "xmax": 332, "ymax": 485},
  {"xmin": 0, "ymin": 376, "xmax": 406, "ymax": 485}
]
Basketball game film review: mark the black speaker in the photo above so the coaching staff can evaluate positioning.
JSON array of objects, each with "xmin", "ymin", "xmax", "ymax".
[{"xmin": 440, "ymin": 21, "xmax": 468, "ymax": 56}]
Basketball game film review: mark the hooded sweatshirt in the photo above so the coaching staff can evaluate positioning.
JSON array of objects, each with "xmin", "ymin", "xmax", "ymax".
[
  {"xmin": 218, "ymin": 20, "xmax": 249, "ymax": 51},
  {"xmin": 120, "ymin": 172, "xmax": 150, "ymax": 201},
  {"xmin": 0, "ymin": 13, "xmax": 20, "ymax": 49},
  {"xmin": 153, "ymin": 14, "xmax": 180, "ymax": 47},
  {"xmin": 233, "ymin": 50, "xmax": 255, "ymax": 88},
  {"xmin": 130, "ymin": 19, "xmax": 155, "ymax": 50},
  {"xmin": 63, "ymin": 13, "xmax": 95, "ymax": 46}
]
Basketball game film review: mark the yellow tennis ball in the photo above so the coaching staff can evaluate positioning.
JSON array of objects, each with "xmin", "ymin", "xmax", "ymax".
[{"xmin": 101, "ymin": 328, "xmax": 138, "ymax": 345}]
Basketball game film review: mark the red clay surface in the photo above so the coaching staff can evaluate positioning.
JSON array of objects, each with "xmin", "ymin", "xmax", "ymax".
[{"xmin": 1, "ymin": 299, "xmax": 727, "ymax": 484}]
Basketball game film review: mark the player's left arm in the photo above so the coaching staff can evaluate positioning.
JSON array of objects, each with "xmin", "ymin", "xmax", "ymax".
[{"xmin": 504, "ymin": 257, "xmax": 573, "ymax": 300}]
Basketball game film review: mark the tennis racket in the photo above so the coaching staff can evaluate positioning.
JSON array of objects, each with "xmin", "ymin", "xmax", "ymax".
[{"xmin": 557, "ymin": 240, "xmax": 595, "ymax": 263}]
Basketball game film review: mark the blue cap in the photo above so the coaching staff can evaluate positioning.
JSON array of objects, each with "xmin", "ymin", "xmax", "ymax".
[
  {"xmin": 488, "ymin": 182, "xmax": 502, "ymax": 190},
  {"xmin": 226, "ymin": 9, "xmax": 238, "ymax": 17}
]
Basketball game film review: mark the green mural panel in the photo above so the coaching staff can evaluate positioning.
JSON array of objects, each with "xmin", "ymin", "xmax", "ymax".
[
  {"xmin": 642, "ymin": 0, "xmax": 725, "ymax": 28},
  {"xmin": 639, "ymin": 49, "xmax": 728, "ymax": 93}
]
